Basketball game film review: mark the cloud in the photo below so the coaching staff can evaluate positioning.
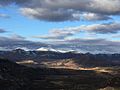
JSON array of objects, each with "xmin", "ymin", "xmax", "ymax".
[
  {"xmin": 0, "ymin": 13, "xmax": 10, "ymax": 18},
  {"xmin": 112, "ymin": 34, "xmax": 120, "ymax": 38},
  {"xmin": 0, "ymin": 0, "xmax": 120, "ymax": 22},
  {"xmin": 80, "ymin": 22, "xmax": 120, "ymax": 34},
  {"xmin": 63, "ymin": 38, "xmax": 120, "ymax": 45},
  {"xmin": 18, "ymin": 0, "xmax": 120, "ymax": 21},
  {"xmin": 82, "ymin": 13, "xmax": 112, "ymax": 21},
  {"xmin": 0, "ymin": 0, "xmax": 29, "ymax": 6},
  {"xmin": 67, "ymin": 22, "xmax": 120, "ymax": 34},
  {"xmin": 34, "ymin": 22, "xmax": 120, "ymax": 40},
  {"xmin": 89, "ymin": 0, "xmax": 120, "ymax": 15},
  {"xmin": 0, "ymin": 34, "xmax": 120, "ymax": 53},
  {"xmin": 50, "ymin": 38, "xmax": 120, "ymax": 53},
  {"xmin": 0, "ymin": 35, "xmax": 120, "ymax": 53},
  {"xmin": 0, "ymin": 35, "xmax": 47, "ymax": 50},
  {"xmin": 0, "ymin": 29, "xmax": 7, "ymax": 33},
  {"xmin": 20, "ymin": 8, "xmax": 80, "ymax": 22},
  {"xmin": 33, "ymin": 29, "xmax": 75, "ymax": 40},
  {"xmin": 9, "ymin": 34, "xmax": 26, "ymax": 40}
]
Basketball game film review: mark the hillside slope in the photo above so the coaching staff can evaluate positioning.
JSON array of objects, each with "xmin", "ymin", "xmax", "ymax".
[{"xmin": 0, "ymin": 58, "xmax": 120, "ymax": 90}]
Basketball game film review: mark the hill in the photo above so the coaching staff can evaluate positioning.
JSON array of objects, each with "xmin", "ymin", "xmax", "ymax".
[
  {"xmin": 0, "ymin": 49, "xmax": 120, "ymax": 68},
  {"xmin": 0, "ymin": 58, "xmax": 120, "ymax": 90}
]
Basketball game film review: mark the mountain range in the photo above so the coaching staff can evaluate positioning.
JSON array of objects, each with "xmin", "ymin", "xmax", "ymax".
[{"xmin": 0, "ymin": 49, "xmax": 120, "ymax": 68}]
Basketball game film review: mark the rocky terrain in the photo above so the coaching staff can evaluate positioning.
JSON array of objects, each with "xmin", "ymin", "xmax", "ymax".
[
  {"xmin": 0, "ymin": 49, "xmax": 120, "ymax": 68},
  {"xmin": 0, "ymin": 49, "xmax": 120, "ymax": 90},
  {"xmin": 0, "ymin": 58, "xmax": 120, "ymax": 90}
]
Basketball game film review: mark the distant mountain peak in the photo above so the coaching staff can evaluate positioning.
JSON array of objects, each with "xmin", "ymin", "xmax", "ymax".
[
  {"xmin": 12, "ymin": 48, "xmax": 26, "ymax": 54},
  {"xmin": 36, "ymin": 47, "xmax": 79, "ymax": 53},
  {"xmin": 13, "ymin": 48, "xmax": 25, "ymax": 51}
]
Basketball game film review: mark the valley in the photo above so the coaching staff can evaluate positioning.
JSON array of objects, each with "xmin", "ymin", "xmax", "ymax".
[{"xmin": 0, "ymin": 49, "xmax": 120, "ymax": 90}]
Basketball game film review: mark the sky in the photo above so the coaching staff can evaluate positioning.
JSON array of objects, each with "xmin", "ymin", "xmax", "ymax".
[{"xmin": 0, "ymin": 0, "xmax": 120, "ymax": 53}]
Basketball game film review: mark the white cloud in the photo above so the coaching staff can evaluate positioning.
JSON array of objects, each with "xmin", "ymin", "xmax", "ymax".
[{"xmin": 82, "ymin": 13, "xmax": 111, "ymax": 21}]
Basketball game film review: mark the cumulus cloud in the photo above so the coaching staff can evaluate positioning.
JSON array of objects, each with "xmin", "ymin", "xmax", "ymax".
[
  {"xmin": 17, "ymin": 0, "xmax": 120, "ymax": 21},
  {"xmin": 20, "ymin": 8, "xmax": 80, "ymax": 22},
  {"xmin": 89, "ymin": 0, "xmax": 120, "ymax": 15},
  {"xmin": 0, "ymin": 0, "xmax": 120, "ymax": 22}
]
